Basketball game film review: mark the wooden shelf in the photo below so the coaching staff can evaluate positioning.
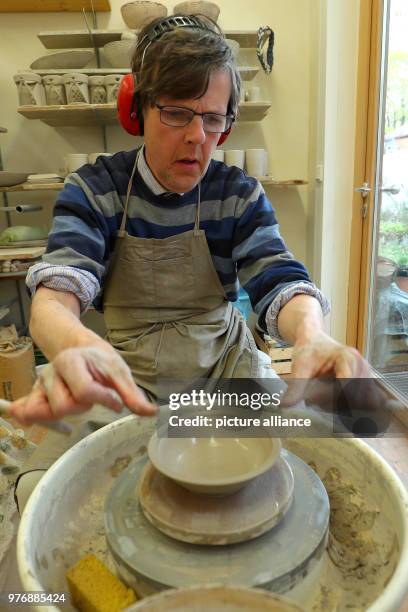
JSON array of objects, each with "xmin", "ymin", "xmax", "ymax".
[
  {"xmin": 19, "ymin": 65, "xmax": 259, "ymax": 80},
  {"xmin": 0, "ymin": 1, "xmax": 110, "ymax": 12},
  {"xmin": 17, "ymin": 101, "xmax": 272, "ymax": 126},
  {"xmin": 28, "ymin": 68, "xmax": 130, "ymax": 76},
  {"xmin": 259, "ymin": 177, "xmax": 308, "ymax": 186},
  {"xmin": 0, "ymin": 246, "xmax": 45, "ymax": 261},
  {"xmin": 0, "ymin": 177, "xmax": 307, "ymax": 192},
  {"xmin": 38, "ymin": 29, "xmax": 257, "ymax": 50},
  {"xmin": 238, "ymin": 102, "xmax": 271, "ymax": 121},
  {"xmin": 0, "ymin": 271, "xmax": 28, "ymax": 280},
  {"xmin": 18, "ymin": 103, "xmax": 118, "ymax": 126},
  {"xmin": 0, "ymin": 181, "xmax": 63, "ymax": 193}
]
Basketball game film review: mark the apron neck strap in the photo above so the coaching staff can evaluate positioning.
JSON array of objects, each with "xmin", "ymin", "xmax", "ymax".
[
  {"xmin": 119, "ymin": 149, "xmax": 140, "ymax": 235},
  {"xmin": 194, "ymin": 182, "xmax": 201, "ymax": 234}
]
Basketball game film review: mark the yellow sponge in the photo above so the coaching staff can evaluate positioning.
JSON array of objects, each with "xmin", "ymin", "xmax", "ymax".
[{"xmin": 66, "ymin": 554, "xmax": 137, "ymax": 612}]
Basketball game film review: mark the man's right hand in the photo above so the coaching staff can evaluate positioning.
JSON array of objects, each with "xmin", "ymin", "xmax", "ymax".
[{"xmin": 9, "ymin": 346, "xmax": 156, "ymax": 425}]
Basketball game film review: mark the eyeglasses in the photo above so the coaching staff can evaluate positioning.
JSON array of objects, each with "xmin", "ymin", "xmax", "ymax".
[{"xmin": 156, "ymin": 104, "xmax": 235, "ymax": 134}]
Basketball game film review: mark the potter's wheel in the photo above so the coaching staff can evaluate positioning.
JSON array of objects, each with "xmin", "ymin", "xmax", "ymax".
[{"xmin": 104, "ymin": 449, "xmax": 330, "ymax": 594}]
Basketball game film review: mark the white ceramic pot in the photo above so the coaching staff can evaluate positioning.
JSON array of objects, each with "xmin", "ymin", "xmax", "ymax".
[
  {"xmin": 42, "ymin": 75, "xmax": 66, "ymax": 105},
  {"xmin": 89, "ymin": 75, "xmax": 107, "ymax": 104},
  {"xmin": 225, "ymin": 149, "xmax": 245, "ymax": 169},
  {"xmin": 121, "ymin": 1, "xmax": 167, "ymax": 30},
  {"xmin": 212, "ymin": 149, "xmax": 225, "ymax": 162},
  {"xmin": 104, "ymin": 74, "xmax": 123, "ymax": 103},
  {"xmin": 246, "ymin": 86, "xmax": 261, "ymax": 102},
  {"xmin": 62, "ymin": 73, "xmax": 89, "ymax": 104},
  {"xmin": 13, "ymin": 73, "xmax": 45, "ymax": 106},
  {"xmin": 245, "ymin": 148, "xmax": 267, "ymax": 177},
  {"xmin": 64, "ymin": 153, "xmax": 89, "ymax": 174}
]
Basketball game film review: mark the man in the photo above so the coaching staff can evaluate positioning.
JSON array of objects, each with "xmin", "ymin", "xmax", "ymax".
[{"xmin": 10, "ymin": 16, "xmax": 365, "ymax": 425}]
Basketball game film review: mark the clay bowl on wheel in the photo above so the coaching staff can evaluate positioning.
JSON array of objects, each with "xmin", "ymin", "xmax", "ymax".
[{"xmin": 148, "ymin": 429, "xmax": 281, "ymax": 495}]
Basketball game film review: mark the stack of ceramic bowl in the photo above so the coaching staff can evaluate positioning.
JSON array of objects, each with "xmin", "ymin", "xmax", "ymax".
[{"xmin": 140, "ymin": 432, "xmax": 289, "ymax": 544}]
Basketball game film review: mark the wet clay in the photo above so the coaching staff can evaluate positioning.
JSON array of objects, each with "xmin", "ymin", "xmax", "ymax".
[{"xmin": 304, "ymin": 462, "xmax": 401, "ymax": 611}]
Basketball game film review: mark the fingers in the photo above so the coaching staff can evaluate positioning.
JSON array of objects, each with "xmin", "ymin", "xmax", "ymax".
[
  {"xmin": 8, "ymin": 395, "xmax": 33, "ymax": 425},
  {"xmin": 85, "ymin": 350, "xmax": 156, "ymax": 414},
  {"xmin": 53, "ymin": 348, "xmax": 156, "ymax": 416},
  {"xmin": 38, "ymin": 371, "xmax": 93, "ymax": 418},
  {"xmin": 281, "ymin": 345, "xmax": 320, "ymax": 406},
  {"xmin": 282, "ymin": 338, "xmax": 370, "ymax": 406},
  {"xmin": 333, "ymin": 351, "xmax": 355, "ymax": 378},
  {"xmin": 334, "ymin": 347, "xmax": 371, "ymax": 378},
  {"xmin": 11, "ymin": 346, "xmax": 157, "ymax": 425},
  {"xmin": 108, "ymin": 373, "xmax": 156, "ymax": 415}
]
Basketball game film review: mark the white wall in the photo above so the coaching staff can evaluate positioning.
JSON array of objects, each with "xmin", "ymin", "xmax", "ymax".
[
  {"xmin": 0, "ymin": 0, "xmax": 360, "ymax": 343},
  {"xmin": 315, "ymin": 0, "xmax": 360, "ymax": 342}
]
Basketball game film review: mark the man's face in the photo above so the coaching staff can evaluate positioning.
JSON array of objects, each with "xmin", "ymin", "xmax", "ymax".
[{"xmin": 143, "ymin": 69, "xmax": 232, "ymax": 193}]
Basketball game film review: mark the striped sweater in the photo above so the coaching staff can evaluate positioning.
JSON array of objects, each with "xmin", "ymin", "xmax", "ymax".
[{"xmin": 26, "ymin": 147, "xmax": 329, "ymax": 338}]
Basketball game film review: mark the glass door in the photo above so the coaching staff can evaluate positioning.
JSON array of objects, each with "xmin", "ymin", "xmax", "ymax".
[{"xmin": 366, "ymin": 0, "xmax": 408, "ymax": 375}]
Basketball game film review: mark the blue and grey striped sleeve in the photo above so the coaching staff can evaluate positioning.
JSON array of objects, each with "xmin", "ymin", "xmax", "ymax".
[
  {"xmin": 26, "ymin": 163, "xmax": 121, "ymax": 311},
  {"xmin": 232, "ymin": 179, "xmax": 329, "ymax": 337}
]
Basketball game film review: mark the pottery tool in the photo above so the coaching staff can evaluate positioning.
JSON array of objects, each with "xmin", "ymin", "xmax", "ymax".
[{"xmin": 0, "ymin": 398, "xmax": 73, "ymax": 436}]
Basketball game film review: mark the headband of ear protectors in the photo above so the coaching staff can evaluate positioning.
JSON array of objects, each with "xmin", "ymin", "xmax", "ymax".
[{"xmin": 117, "ymin": 15, "xmax": 233, "ymax": 145}]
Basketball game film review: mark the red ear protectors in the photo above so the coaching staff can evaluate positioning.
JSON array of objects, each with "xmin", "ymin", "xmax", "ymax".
[
  {"xmin": 117, "ymin": 73, "xmax": 232, "ymax": 145},
  {"xmin": 117, "ymin": 73, "xmax": 142, "ymax": 136},
  {"xmin": 116, "ymin": 16, "xmax": 233, "ymax": 145}
]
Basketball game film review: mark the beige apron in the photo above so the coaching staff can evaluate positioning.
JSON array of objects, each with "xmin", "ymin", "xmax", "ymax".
[{"xmin": 103, "ymin": 157, "xmax": 267, "ymax": 400}]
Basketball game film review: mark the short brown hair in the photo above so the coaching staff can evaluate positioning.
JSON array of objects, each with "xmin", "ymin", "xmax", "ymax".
[{"xmin": 131, "ymin": 16, "xmax": 241, "ymax": 120}]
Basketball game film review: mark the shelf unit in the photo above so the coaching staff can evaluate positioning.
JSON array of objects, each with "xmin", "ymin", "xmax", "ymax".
[
  {"xmin": 17, "ymin": 101, "xmax": 271, "ymax": 127},
  {"xmin": 37, "ymin": 29, "xmax": 258, "ymax": 49}
]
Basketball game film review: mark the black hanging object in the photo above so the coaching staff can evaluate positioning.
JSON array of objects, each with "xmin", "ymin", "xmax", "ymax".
[{"xmin": 257, "ymin": 26, "xmax": 274, "ymax": 74}]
